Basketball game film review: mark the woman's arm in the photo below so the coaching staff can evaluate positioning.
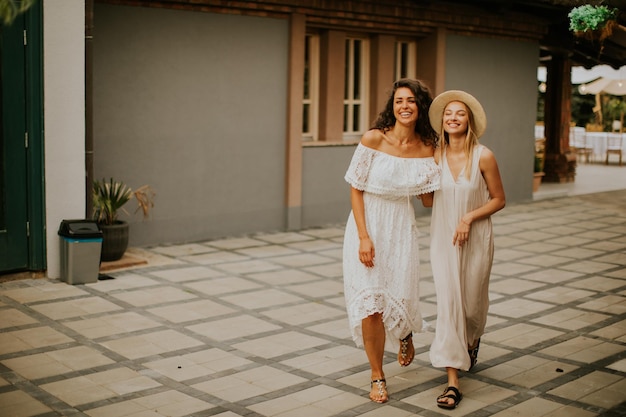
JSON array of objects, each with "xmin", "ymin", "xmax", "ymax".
[
  {"xmin": 351, "ymin": 186, "xmax": 375, "ymax": 268},
  {"xmin": 453, "ymin": 148, "xmax": 506, "ymax": 246},
  {"xmin": 419, "ymin": 192, "xmax": 434, "ymax": 207},
  {"xmin": 466, "ymin": 147, "xmax": 506, "ymax": 223}
]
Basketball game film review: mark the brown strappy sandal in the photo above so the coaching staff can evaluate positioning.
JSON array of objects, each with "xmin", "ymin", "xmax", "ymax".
[{"xmin": 398, "ymin": 332, "xmax": 414, "ymax": 367}]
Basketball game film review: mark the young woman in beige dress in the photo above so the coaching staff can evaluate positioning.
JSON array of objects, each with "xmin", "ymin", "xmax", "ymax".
[{"xmin": 427, "ymin": 90, "xmax": 506, "ymax": 409}]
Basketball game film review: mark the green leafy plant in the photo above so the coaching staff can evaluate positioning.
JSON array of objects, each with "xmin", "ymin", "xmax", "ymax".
[
  {"xmin": 92, "ymin": 178, "xmax": 154, "ymax": 225},
  {"xmin": 569, "ymin": 5, "xmax": 618, "ymax": 32},
  {"xmin": 534, "ymin": 155, "xmax": 544, "ymax": 173},
  {"xmin": 534, "ymin": 138, "xmax": 546, "ymax": 173},
  {"xmin": 0, "ymin": 0, "xmax": 36, "ymax": 25},
  {"xmin": 603, "ymin": 96, "xmax": 626, "ymax": 131},
  {"xmin": 605, "ymin": 97, "xmax": 626, "ymax": 119}
]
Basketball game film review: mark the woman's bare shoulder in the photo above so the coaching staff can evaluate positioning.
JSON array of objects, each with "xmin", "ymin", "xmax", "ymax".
[
  {"xmin": 478, "ymin": 145, "xmax": 500, "ymax": 170},
  {"xmin": 360, "ymin": 129, "xmax": 385, "ymax": 150},
  {"xmin": 478, "ymin": 145, "xmax": 496, "ymax": 161},
  {"xmin": 433, "ymin": 146, "xmax": 442, "ymax": 163}
]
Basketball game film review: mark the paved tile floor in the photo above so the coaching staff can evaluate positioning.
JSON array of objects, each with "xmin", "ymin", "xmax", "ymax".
[{"xmin": 1, "ymin": 170, "xmax": 625, "ymax": 416}]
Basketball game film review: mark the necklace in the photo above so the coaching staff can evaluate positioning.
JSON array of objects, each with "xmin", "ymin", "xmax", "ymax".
[{"xmin": 390, "ymin": 132, "xmax": 415, "ymax": 146}]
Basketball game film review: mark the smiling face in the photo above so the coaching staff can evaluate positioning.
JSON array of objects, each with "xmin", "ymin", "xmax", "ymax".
[
  {"xmin": 393, "ymin": 87, "xmax": 418, "ymax": 125},
  {"xmin": 443, "ymin": 101, "xmax": 469, "ymax": 136}
]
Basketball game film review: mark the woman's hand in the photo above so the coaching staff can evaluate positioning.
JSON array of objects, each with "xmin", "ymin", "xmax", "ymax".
[
  {"xmin": 453, "ymin": 218, "xmax": 471, "ymax": 246},
  {"xmin": 359, "ymin": 237, "xmax": 375, "ymax": 268}
]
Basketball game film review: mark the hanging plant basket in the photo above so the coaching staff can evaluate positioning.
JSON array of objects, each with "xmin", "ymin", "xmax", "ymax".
[
  {"xmin": 574, "ymin": 19, "xmax": 617, "ymax": 42},
  {"xmin": 569, "ymin": 5, "xmax": 619, "ymax": 42}
]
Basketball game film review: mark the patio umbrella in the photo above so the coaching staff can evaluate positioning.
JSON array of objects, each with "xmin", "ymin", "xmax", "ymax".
[
  {"xmin": 577, "ymin": 65, "xmax": 626, "ymax": 96},
  {"xmin": 578, "ymin": 77, "xmax": 626, "ymax": 95},
  {"xmin": 537, "ymin": 64, "xmax": 625, "ymax": 85}
]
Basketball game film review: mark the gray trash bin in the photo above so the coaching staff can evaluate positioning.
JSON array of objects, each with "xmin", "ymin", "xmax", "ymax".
[{"xmin": 58, "ymin": 219, "xmax": 103, "ymax": 284}]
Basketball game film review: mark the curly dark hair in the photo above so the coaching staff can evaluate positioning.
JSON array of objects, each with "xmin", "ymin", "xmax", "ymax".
[{"xmin": 371, "ymin": 78, "xmax": 439, "ymax": 148}]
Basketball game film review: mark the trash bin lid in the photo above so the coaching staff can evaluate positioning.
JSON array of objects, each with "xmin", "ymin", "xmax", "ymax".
[{"xmin": 58, "ymin": 219, "xmax": 103, "ymax": 238}]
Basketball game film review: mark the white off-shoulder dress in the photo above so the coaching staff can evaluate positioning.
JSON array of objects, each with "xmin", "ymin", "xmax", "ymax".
[
  {"xmin": 343, "ymin": 143, "xmax": 440, "ymax": 348},
  {"xmin": 429, "ymin": 145, "xmax": 494, "ymax": 371}
]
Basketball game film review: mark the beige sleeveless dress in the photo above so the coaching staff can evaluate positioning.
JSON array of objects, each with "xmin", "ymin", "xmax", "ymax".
[{"xmin": 429, "ymin": 144, "xmax": 494, "ymax": 371}]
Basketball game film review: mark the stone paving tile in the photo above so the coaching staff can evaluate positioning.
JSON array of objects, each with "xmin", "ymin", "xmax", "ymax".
[
  {"xmin": 0, "ymin": 391, "xmax": 53, "ymax": 417},
  {"xmin": 62, "ymin": 311, "xmax": 162, "ymax": 338},
  {"xmin": 84, "ymin": 390, "xmax": 215, "ymax": 417},
  {"xmin": 2, "ymin": 346, "xmax": 116, "ymax": 380},
  {"xmin": 99, "ymin": 329, "xmax": 205, "ymax": 360},
  {"xmin": 0, "ymin": 189, "xmax": 625, "ymax": 416},
  {"xmin": 248, "ymin": 384, "xmax": 369, "ymax": 417},
  {"xmin": 143, "ymin": 348, "xmax": 253, "ymax": 381},
  {"xmin": 150, "ymin": 243, "xmax": 218, "ymax": 257},
  {"xmin": 489, "ymin": 397, "xmax": 598, "ymax": 417},
  {"xmin": 29, "ymin": 296, "xmax": 124, "ymax": 320},
  {"xmin": 0, "ymin": 308, "xmax": 38, "ymax": 328},
  {"xmin": 147, "ymin": 299, "xmax": 237, "ymax": 324},
  {"xmin": 150, "ymin": 265, "xmax": 226, "ymax": 282},
  {"xmin": 0, "ymin": 326, "xmax": 74, "ymax": 355},
  {"xmin": 530, "ymin": 308, "xmax": 611, "ymax": 330},
  {"xmin": 110, "ymin": 286, "xmax": 198, "ymax": 307},
  {"xmin": 0, "ymin": 281, "xmax": 88, "ymax": 303},
  {"xmin": 477, "ymin": 356, "xmax": 579, "ymax": 388},
  {"xmin": 39, "ymin": 367, "xmax": 161, "ymax": 407}
]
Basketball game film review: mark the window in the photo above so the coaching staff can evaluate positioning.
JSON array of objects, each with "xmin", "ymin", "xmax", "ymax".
[
  {"xmin": 395, "ymin": 40, "xmax": 416, "ymax": 80},
  {"xmin": 302, "ymin": 34, "xmax": 319, "ymax": 141},
  {"xmin": 344, "ymin": 37, "xmax": 369, "ymax": 140}
]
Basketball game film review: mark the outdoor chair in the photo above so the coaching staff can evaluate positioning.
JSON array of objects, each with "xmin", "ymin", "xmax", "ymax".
[
  {"xmin": 571, "ymin": 127, "xmax": 592, "ymax": 163},
  {"xmin": 612, "ymin": 120, "xmax": 621, "ymax": 132},
  {"xmin": 535, "ymin": 124, "xmax": 545, "ymax": 140},
  {"xmin": 606, "ymin": 132, "xmax": 623, "ymax": 166}
]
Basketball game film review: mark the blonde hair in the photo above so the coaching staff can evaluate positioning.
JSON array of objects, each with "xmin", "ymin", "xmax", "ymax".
[{"xmin": 440, "ymin": 101, "xmax": 480, "ymax": 179}]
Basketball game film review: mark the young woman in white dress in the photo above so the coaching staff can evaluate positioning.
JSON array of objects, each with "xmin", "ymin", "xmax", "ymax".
[
  {"xmin": 343, "ymin": 79, "xmax": 441, "ymax": 404},
  {"xmin": 427, "ymin": 90, "xmax": 505, "ymax": 409}
]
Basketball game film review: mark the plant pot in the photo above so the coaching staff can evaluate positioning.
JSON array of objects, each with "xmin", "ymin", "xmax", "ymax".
[
  {"xmin": 533, "ymin": 172, "xmax": 545, "ymax": 192},
  {"xmin": 574, "ymin": 19, "xmax": 616, "ymax": 42},
  {"xmin": 99, "ymin": 221, "xmax": 129, "ymax": 262}
]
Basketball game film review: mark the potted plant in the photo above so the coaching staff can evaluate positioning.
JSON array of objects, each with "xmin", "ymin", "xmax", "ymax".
[
  {"xmin": 568, "ymin": 5, "xmax": 619, "ymax": 41},
  {"xmin": 533, "ymin": 155, "xmax": 545, "ymax": 192},
  {"xmin": 533, "ymin": 139, "xmax": 545, "ymax": 192},
  {"xmin": 0, "ymin": 0, "xmax": 35, "ymax": 25},
  {"xmin": 92, "ymin": 178, "xmax": 155, "ymax": 262},
  {"xmin": 604, "ymin": 97, "xmax": 626, "ymax": 132}
]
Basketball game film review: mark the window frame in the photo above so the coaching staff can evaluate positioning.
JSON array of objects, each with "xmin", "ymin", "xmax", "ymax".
[
  {"xmin": 395, "ymin": 40, "xmax": 416, "ymax": 80},
  {"xmin": 302, "ymin": 33, "xmax": 320, "ymax": 142},
  {"xmin": 343, "ymin": 36, "xmax": 369, "ymax": 142}
]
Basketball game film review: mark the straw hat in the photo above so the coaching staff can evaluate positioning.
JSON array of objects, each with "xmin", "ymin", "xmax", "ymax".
[{"xmin": 429, "ymin": 90, "xmax": 487, "ymax": 138}]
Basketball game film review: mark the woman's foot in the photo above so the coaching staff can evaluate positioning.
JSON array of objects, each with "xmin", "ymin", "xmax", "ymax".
[
  {"xmin": 436, "ymin": 386, "xmax": 463, "ymax": 409},
  {"xmin": 398, "ymin": 333, "xmax": 414, "ymax": 367},
  {"xmin": 370, "ymin": 378, "xmax": 388, "ymax": 403}
]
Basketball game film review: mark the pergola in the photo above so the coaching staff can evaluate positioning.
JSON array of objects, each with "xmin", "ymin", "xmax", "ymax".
[
  {"xmin": 502, "ymin": 0, "xmax": 626, "ymax": 182},
  {"xmin": 447, "ymin": 0, "xmax": 626, "ymax": 182}
]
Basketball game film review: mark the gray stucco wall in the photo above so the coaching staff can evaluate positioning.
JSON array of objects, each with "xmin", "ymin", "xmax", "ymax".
[
  {"xmin": 444, "ymin": 34, "xmax": 539, "ymax": 203},
  {"xmin": 93, "ymin": 5, "xmax": 540, "ymax": 246},
  {"xmin": 93, "ymin": 4, "xmax": 288, "ymax": 246},
  {"xmin": 301, "ymin": 145, "xmax": 355, "ymax": 229}
]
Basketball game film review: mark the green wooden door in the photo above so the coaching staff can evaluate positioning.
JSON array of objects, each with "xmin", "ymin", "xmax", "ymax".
[{"xmin": 1, "ymin": 14, "xmax": 30, "ymax": 272}]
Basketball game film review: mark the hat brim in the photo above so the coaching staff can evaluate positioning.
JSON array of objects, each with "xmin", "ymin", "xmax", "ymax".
[{"xmin": 429, "ymin": 90, "xmax": 487, "ymax": 138}]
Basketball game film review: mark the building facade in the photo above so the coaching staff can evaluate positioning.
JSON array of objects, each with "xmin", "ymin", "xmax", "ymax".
[{"xmin": 2, "ymin": 0, "xmax": 580, "ymax": 277}]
